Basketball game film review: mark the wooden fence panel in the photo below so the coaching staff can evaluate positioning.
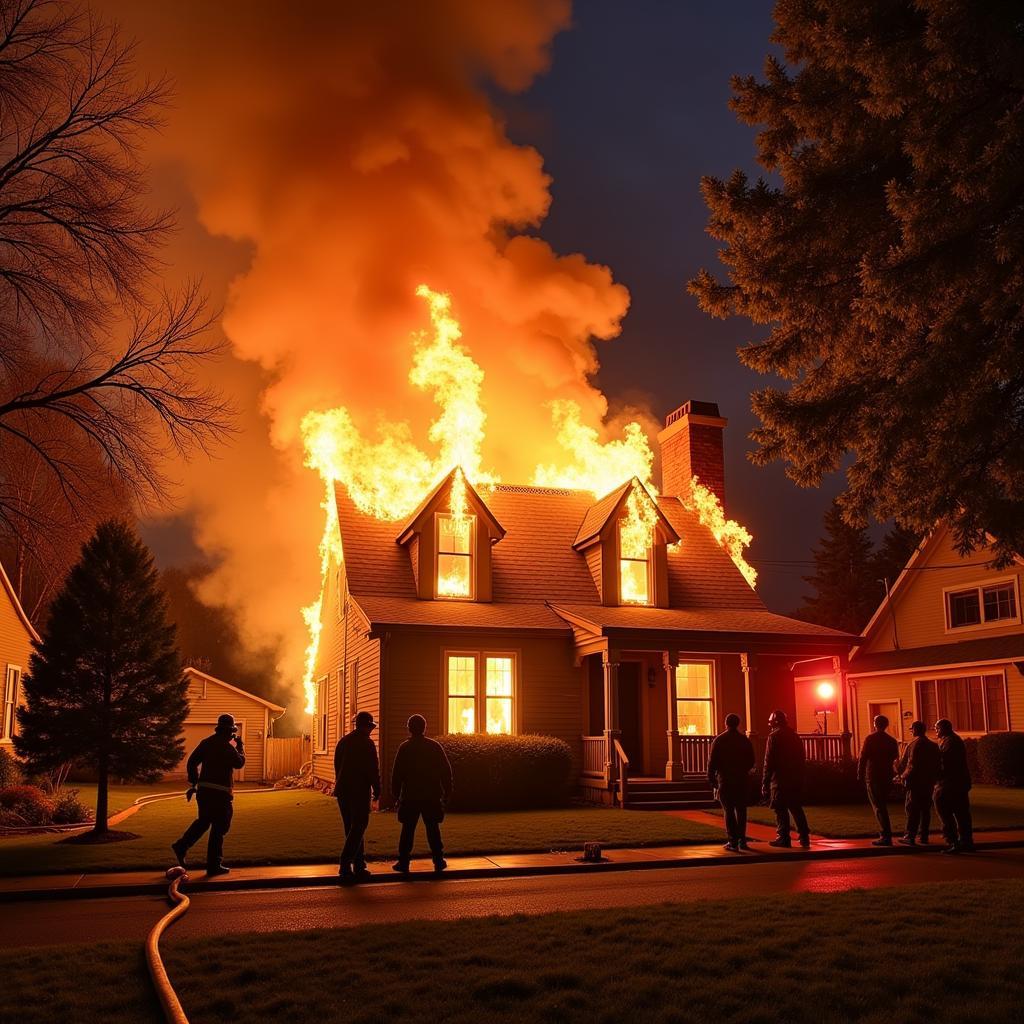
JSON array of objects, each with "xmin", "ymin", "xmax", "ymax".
[{"xmin": 265, "ymin": 736, "xmax": 311, "ymax": 781}]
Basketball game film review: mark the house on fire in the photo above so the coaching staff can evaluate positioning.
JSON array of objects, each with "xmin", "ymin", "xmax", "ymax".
[{"xmin": 310, "ymin": 401, "xmax": 858, "ymax": 807}]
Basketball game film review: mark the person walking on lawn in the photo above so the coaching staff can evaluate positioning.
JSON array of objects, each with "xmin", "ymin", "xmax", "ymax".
[
  {"xmin": 707, "ymin": 713, "xmax": 755, "ymax": 852},
  {"xmin": 896, "ymin": 720, "xmax": 941, "ymax": 845},
  {"xmin": 172, "ymin": 714, "xmax": 245, "ymax": 876},
  {"xmin": 934, "ymin": 718, "xmax": 975, "ymax": 854},
  {"xmin": 857, "ymin": 714, "xmax": 900, "ymax": 846},
  {"xmin": 391, "ymin": 715, "xmax": 453, "ymax": 875},
  {"xmin": 762, "ymin": 709, "xmax": 811, "ymax": 848},
  {"xmin": 334, "ymin": 710, "xmax": 382, "ymax": 884}
]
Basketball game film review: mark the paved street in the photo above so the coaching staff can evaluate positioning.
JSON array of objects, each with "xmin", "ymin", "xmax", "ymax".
[{"xmin": 3, "ymin": 847, "xmax": 1023, "ymax": 950}]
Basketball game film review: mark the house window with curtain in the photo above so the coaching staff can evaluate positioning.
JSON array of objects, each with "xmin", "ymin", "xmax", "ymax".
[
  {"xmin": 916, "ymin": 674, "xmax": 1008, "ymax": 733},
  {"xmin": 2, "ymin": 666, "xmax": 20, "ymax": 740},
  {"xmin": 675, "ymin": 661, "xmax": 714, "ymax": 735},
  {"xmin": 436, "ymin": 513, "xmax": 475, "ymax": 599},
  {"xmin": 445, "ymin": 652, "xmax": 516, "ymax": 735}
]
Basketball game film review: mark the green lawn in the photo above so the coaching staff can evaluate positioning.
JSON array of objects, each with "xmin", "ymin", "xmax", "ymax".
[
  {"xmin": 68, "ymin": 783, "xmax": 189, "ymax": 816},
  {"xmin": 0, "ymin": 790, "xmax": 720, "ymax": 876},
  {"xmin": 745, "ymin": 785, "xmax": 1024, "ymax": 838},
  {"xmin": 5, "ymin": 878, "xmax": 1024, "ymax": 1023}
]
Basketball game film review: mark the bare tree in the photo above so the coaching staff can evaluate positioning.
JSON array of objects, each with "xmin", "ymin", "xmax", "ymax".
[{"xmin": 0, "ymin": 0, "xmax": 230, "ymax": 583}]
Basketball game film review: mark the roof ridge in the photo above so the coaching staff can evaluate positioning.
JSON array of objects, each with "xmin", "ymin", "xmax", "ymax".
[{"xmin": 488, "ymin": 483, "xmax": 590, "ymax": 496}]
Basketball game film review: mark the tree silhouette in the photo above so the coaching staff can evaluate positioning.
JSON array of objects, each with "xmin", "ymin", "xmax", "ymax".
[
  {"xmin": 15, "ymin": 520, "xmax": 187, "ymax": 834},
  {"xmin": 691, "ymin": 0, "xmax": 1024, "ymax": 565}
]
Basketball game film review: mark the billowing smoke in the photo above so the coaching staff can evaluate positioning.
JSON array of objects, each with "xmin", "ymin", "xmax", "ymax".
[{"xmin": 103, "ymin": 1, "xmax": 643, "ymax": 698}]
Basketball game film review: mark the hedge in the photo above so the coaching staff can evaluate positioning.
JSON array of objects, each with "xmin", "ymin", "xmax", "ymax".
[
  {"xmin": 977, "ymin": 732, "xmax": 1024, "ymax": 787},
  {"xmin": 438, "ymin": 734, "xmax": 573, "ymax": 811},
  {"xmin": 750, "ymin": 757, "xmax": 865, "ymax": 806}
]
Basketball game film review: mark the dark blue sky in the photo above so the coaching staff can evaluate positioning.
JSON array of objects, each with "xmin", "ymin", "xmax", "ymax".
[{"xmin": 501, "ymin": 1, "xmax": 839, "ymax": 611}]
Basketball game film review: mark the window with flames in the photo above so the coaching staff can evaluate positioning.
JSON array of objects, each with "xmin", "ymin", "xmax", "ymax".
[
  {"xmin": 437, "ymin": 512, "xmax": 474, "ymax": 599},
  {"xmin": 446, "ymin": 653, "xmax": 514, "ymax": 735}
]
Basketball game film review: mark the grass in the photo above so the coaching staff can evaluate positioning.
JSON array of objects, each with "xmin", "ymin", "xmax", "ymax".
[
  {"xmin": 0, "ymin": 790, "xmax": 720, "ymax": 876},
  {"xmin": 5, "ymin": 878, "xmax": 1024, "ymax": 1023},
  {"xmin": 68, "ymin": 783, "xmax": 190, "ymax": 816},
  {"xmin": 744, "ymin": 785, "xmax": 1024, "ymax": 838}
]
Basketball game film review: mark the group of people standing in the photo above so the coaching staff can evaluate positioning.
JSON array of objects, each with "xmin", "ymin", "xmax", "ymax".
[{"xmin": 707, "ymin": 708, "xmax": 976, "ymax": 853}]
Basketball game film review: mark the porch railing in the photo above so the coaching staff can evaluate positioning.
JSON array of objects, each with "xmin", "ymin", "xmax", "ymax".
[
  {"xmin": 613, "ymin": 737, "xmax": 630, "ymax": 807},
  {"xmin": 581, "ymin": 735, "xmax": 605, "ymax": 778},
  {"xmin": 799, "ymin": 733, "xmax": 850, "ymax": 763},
  {"xmin": 679, "ymin": 734, "xmax": 715, "ymax": 774}
]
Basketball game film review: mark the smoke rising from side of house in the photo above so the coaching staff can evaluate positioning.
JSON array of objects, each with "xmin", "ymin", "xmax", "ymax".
[{"xmin": 106, "ymin": 1, "xmax": 651, "ymax": 702}]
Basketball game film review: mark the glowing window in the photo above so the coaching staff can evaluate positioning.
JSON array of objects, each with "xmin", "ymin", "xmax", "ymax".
[
  {"xmin": 675, "ymin": 661, "xmax": 714, "ymax": 736},
  {"xmin": 619, "ymin": 522, "xmax": 651, "ymax": 605},
  {"xmin": 485, "ymin": 657, "xmax": 514, "ymax": 735},
  {"xmin": 437, "ymin": 513, "xmax": 474, "ymax": 599},
  {"xmin": 447, "ymin": 655, "xmax": 477, "ymax": 734}
]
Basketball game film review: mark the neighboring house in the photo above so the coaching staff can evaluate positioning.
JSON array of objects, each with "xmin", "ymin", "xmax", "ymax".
[
  {"xmin": 848, "ymin": 524, "xmax": 1024, "ymax": 749},
  {"xmin": 310, "ymin": 400, "xmax": 856, "ymax": 807},
  {"xmin": 0, "ymin": 558, "xmax": 39, "ymax": 752},
  {"xmin": 167, "ymin": 667, "xmax": 286, "ymax": 783}
]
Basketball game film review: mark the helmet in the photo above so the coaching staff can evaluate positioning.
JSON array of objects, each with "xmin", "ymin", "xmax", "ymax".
[
  {"xmin": 215, "ymin": 714, "xmax": 236, "ymax": 734},
  {"xmin": 768, "ymin": 709, "xmax": 788, "ymax": 728}
]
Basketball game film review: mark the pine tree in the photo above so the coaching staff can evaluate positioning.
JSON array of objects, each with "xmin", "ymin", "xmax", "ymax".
[
  {"xmin": 797, "ymin": 501, "xmax": 880, "ymax": 635},
  {"xmin": 690, "ymin": 1, "xmax": 1024, "ymax": 564},
  {"xmin": 15, "ymin": 521, "xmax": 188, "ymax": 835}
]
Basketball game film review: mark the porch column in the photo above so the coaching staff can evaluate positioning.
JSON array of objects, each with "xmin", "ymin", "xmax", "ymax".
[
  {"xmin": 602, "ymin": 652, "xmax": 620, "ymax": 786},
  {"xmin": 663, "ymin": 651, "xmax": 682, "ymax": 780},
  {"xmin": 740, "ymin": 653, "xmax": 764, "ymax": 765},
  {"xmin": 833, "ymin": 654, "xmax": 852, "ymax": 757}
]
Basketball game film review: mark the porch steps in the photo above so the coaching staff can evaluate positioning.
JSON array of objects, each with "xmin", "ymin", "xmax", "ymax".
[{"xmin": 623, "ymin": 776, "xmax": 718, "ymax": 812}]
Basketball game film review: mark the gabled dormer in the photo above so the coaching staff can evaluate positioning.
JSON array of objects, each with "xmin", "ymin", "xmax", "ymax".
[
  {"xmin": 396, "ymin": 467, "xmax": 505, "ymax": 602},
  {"xmin": 573, "ymin": 478, "xmax": 679, "ymax": 608}
]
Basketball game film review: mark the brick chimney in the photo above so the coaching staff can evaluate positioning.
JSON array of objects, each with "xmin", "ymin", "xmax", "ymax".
[{"xmin": 658, "ymin": 400, "xmax": 728, "ymax": 506}]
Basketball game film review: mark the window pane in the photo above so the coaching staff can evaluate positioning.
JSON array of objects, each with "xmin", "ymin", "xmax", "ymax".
[
  {"xmin": 985, "ymin": 675, "xmax": 1009, "ymax": 731},
  {"xmin": 448, "ymin": 697, "xmax": 475, "ymax": 734},
  {"xmin": 677, "ymin": 700, "xmax": 712, "ymax": 735},
  {"xmin": 438, "ymin": 513, "xmax": 472, "ymax": 554},
  {"xmin": 437, "ymin": 553, "xmax": 472, "ymax": 597},
  {"xmin": 447, "ymin": 656, "xmax": 475, "ymax": 695},
  {"xmin": 485, "ymin": 657, "xmax": 513, "ymax": 697},
  {"xmin": 619, "ymin": 558, "xmax": 650, "ymax": 604},
  {"xmin": 983, "ymin": 583, "xmax": 1016, "ymax": 622},
  {"xmin": 676, "ymin": 662, "xmax": 712, "ymax": 699},
  {"xmin": 948, "ymin": 590, "xmax": 981, "ymax": 627},
  {"xmin": 486, "ymin": 698, "xmax": 512, "ymax": 735}
]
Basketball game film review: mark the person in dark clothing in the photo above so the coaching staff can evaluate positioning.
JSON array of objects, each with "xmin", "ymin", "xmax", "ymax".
[
  {"xmin": 171, "ymin": 714, "xmax": 245, "ymax": 876},
  {"xmin": 761, "ymin": 709, "xmax": 811, "ymax": 848},
  {"xmin": 334, "ymin": 710, "xmax": 382, "ymax": 883},
  {"xmin": 934, "ymin": 718, "xmax": 975, "ymax": 853},
  {"xmin": 895, "ymin": 720, "xmax": 941, "ymax": 845},
  {"xmin": 391, "ymin": 715, "xmax": 453, "ymax": 874},
  {"xmin": 707, "ymin": 713, "xmax": 756, "ymax": 852},
  {"xmin": 857, "ymin": 714, "xmax": 901, "ymax": 845}
]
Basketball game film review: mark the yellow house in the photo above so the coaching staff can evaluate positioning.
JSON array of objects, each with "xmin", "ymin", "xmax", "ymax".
[
  {"xmin": 0, "ymin": 558, "xmax": 39, "ymax": 752},
  {"xmin": 848, "ymin": 524, "xmax": 1024, "ymax": 748}
]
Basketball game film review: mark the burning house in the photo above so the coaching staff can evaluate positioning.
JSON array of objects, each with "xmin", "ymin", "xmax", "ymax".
[{"xmin": 303, "ymin": 294, "xmax": 857, "ymax": 805}]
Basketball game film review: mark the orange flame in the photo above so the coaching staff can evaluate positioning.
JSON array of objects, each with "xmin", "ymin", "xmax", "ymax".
[{"xmin": 684, "ymin": 476, "xmax": 757, "ymax": 588}]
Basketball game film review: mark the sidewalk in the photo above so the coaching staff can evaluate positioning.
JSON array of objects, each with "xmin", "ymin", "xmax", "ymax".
[{"xmin": 4, "ymin": 828, "xmax": 1023, "ymax": 903}]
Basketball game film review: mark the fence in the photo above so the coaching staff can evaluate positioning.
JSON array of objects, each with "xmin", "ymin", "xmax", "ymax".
[{"xmin": 265, "ymin": 735, "xmax": 311, "ymax": 781}]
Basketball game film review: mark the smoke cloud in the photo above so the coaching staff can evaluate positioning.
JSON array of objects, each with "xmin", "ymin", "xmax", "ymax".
[{"xmin": 102, "ymin": 1, "xmax": 638, "ymax": 698}]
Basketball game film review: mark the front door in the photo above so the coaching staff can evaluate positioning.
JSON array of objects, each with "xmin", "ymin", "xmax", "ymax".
[
  {"xmin": 868, "ymin": 701, "xmax": 902, "ymax": 741},
  {"xmin": 618, "ymin": 662, "xmax": 643, "ymax": 771}
]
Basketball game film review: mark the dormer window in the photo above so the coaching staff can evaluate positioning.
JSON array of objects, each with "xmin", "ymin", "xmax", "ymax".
[
  {"xmin": 436, "ymin": 512, "xmax": 475, "ymax": 599},
  {"xmin": 619, "ymin": 519, "xmax": 652, "ymax": 605}
]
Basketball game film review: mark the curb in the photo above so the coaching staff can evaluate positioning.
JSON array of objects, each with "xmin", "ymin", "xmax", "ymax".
[{"xmin": 4, "ymin": 836, "xmax": 1023, "ymax": 904}]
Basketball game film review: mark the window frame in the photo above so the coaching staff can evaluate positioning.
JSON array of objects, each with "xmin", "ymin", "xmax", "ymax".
[
  {"xmin": 441, "ymin": 649, "xmax": 519, "ymax": 736},
  {"xmin": 914, "ymin": 668, "xmax": 1010, "ymax": 735},
  {"xmin": 616, "ymin": 519, "xmax": 654, "ymax": 607},
  {"xmin": 435, "ymin": 512, "xmax": 477, "ymax": 601},
  {"xmin": 2, "ymin": 665, "xmax": 20, "ymax": 740},
  {"xmin": 674, "ymin": 658, "xmax": 716, "ymax": 737},
  {"xmin": 942, "ymin": 576, "xmax": 1021, "ymax": 634},
  {"xmin": 314, "ymin": 675, "xmax": 329, "ymax": 753}
]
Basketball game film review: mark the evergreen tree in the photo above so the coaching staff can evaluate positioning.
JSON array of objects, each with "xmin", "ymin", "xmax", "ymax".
[
  {"xmin": 797, "ymin": 501, "xmax": 880, "ymax": 635},
  {"xmin": 690, "ymin": 1, "xmax": 1024, "ymax": 565},
  {"xmin": 15, "ymin": 521, "xmax": 187, "ymax": 834},
  {"xmin": 871, "ymin": 523, "xmax": 921, "ymax": 593}
]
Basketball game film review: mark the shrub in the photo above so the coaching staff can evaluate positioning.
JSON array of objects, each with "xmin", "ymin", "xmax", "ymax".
[
  {"xmin": 750, "ymin": 757, "xmax": 865, "ymax": 805},
  {"xmin": 51, "ymin": 788, "xmax": 94, "ymax": 824},
  {"xmin": 0, "ymin": 747, "xmax": 23, "ymax": 789},
  {"xmin": 978, "ymin": 732, "xmax": 1024, "ymax": 787},
  {"xmin": 438, "ymin": 734, "xmax": 573, "ymax": 811},
  {"xmin": 962, "ymin": 737, "xmax": 986, "ymax": 784},
  {"xmin": 0, "ymin": 784, "xmax": 56, "ymax": 826}
]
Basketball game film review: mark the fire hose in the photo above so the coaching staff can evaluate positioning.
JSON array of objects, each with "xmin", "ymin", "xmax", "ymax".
[{"xmin": 145, "ymin": 865, "xmax": 192, "ymax": 1024}]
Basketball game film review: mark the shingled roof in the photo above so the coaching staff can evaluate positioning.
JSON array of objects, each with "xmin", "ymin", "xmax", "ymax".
[{"xmin": 334, "ymin": 478, "xmax": 848, "ymax": 644}]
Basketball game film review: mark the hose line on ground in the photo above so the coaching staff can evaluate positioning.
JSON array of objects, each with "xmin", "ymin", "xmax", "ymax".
[{"xmin": 146, "ymin": 865, "xmax": 191, "ymax": 1024}]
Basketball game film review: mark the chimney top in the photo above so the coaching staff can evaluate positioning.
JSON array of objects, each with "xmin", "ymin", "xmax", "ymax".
[{"xmin": 665, "ymin": 400, "xmax": 722, "ymax": 428}]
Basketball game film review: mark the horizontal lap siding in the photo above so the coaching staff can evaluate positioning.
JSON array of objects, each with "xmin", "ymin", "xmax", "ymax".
[
  {"xmin": 381, "ymin": 631, "xmax": 584, "ymax": 801},
  {"xmin": 176, "ymin": 676, "xmax": 270, "ymax": 781}
]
